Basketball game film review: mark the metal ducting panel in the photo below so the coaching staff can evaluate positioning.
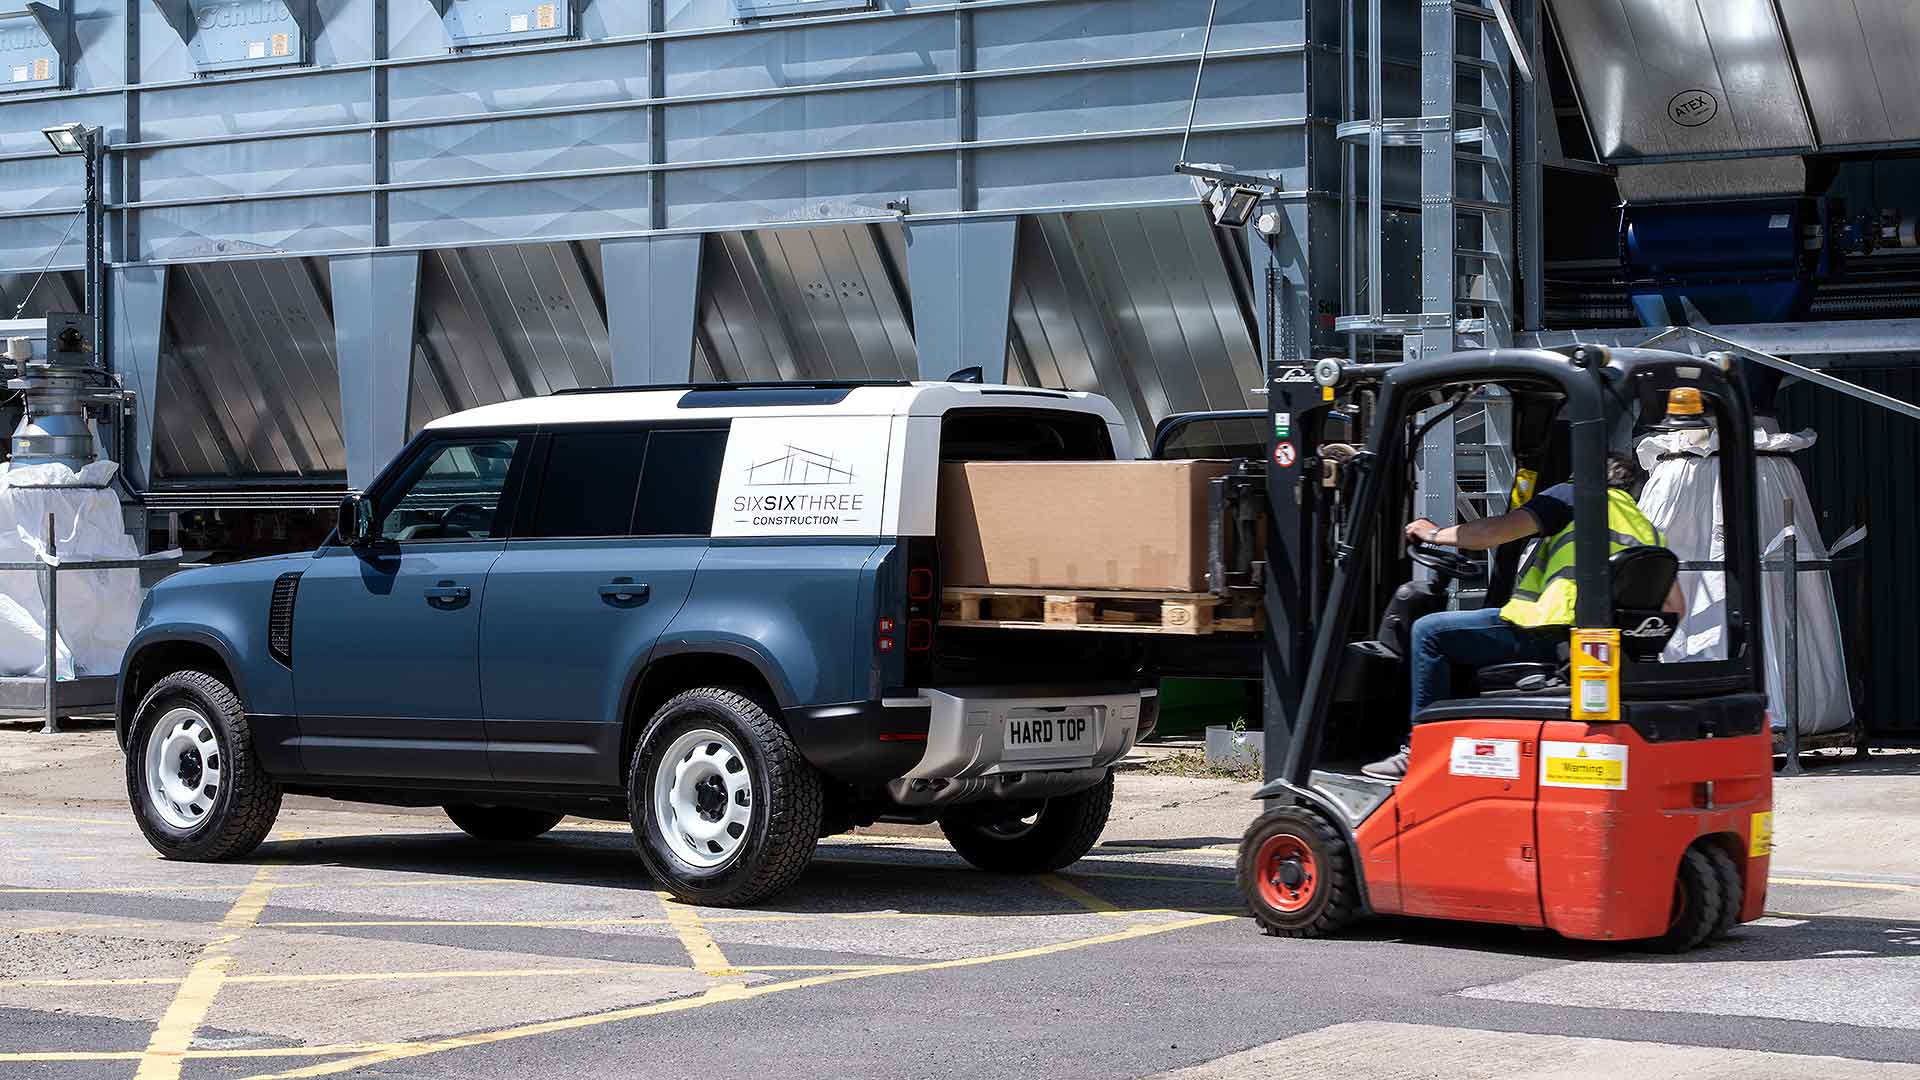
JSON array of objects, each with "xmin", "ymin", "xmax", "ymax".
[
  {"xmin": 1548, "ymin": 0, "xmax": 1920, "ymax": 162},
  {"xmin": 1007, "ymin": 208, "xmax": 1260, "ymax": 453},
  {"xmin": 694, "ymin": 224, "xmax": 916, "ymax": 384},
  {"xmin": 0, "ymin": 270, "xmax": 83, "ymax": 323},
  {"xmin": 156, "ymin": 259, "xmax": 344, "ymax": 481},
  {"xmin": 410, "ymin": 242, "xmax": 611, "ymax": 431}
]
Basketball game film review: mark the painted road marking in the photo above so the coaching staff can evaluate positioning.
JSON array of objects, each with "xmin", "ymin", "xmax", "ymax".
[
  {"xmin": 657, "ymin": 892, "xmax": 739, "ymax": 979},
  {"xmin": 1041, "ymin": 873, "xmax": 1120, "ymax": 913},
  {"xmin": 238, "ymin": 913, "xmax": 1236, "ymax": 1080},
  {"xmin": 133, "ymin": 865, "xmax": 276, "ymax": 1080},
  {"xmin": 1, "ymin": 965, "xmax": 698, "ymax": 989}
]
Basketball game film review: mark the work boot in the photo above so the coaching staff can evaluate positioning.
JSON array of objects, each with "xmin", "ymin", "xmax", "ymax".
[{"xmin": 1361, "ymin": 745, "xmax": 1410, "ymax": 782}]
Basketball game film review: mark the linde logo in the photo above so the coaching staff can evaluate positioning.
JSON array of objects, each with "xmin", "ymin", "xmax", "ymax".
[
  {"xmin": 197, "ymin": 1, "xmax": 292, "ymax": 30},
  {"xmin": 0, "ymin": 25, "xmax": 48, "ymax": 53},
  {"xmin": 1624, "ymin": 616, "xmax": 1672, "ymax": 639}
]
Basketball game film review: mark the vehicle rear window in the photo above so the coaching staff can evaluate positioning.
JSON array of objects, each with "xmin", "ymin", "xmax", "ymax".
[
  {"xmin": 1156, "ymin": 416, "xmax": 1265, "ymax": 461},
  {"xmin": 530, "ymin": 432, "xmax": 647, "ymax": 538},
  {"xmin": 940, "ymin": 409, "xmax": 1112, "ymax": 461},
  {"xmin": 633, "ymin": 429, "xmax": 728, "ymax": 536}
]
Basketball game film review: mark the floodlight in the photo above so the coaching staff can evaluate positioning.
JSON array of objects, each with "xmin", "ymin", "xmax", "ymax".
[
  {"xmin": 41, "ymin": 123, "xmax": 90, "ymax": 156},
  {"xmin": 1207, "ymin": 184, "xmax": 1262, "ymax": 229}
]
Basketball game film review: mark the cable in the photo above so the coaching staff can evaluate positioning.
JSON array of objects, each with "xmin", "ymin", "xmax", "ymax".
[
  {"xmin": 1176, "ymin": 0, "xmax": 1221, "ymax": 167},
  {"xmin": 11, "ymin": 208, "xmax": 84, "ymax": 319}
]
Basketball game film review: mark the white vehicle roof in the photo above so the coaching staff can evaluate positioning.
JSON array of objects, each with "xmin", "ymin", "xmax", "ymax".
[{"xmin": 422, "ymin": 381, "xmax": 1127, "ymax": 433}]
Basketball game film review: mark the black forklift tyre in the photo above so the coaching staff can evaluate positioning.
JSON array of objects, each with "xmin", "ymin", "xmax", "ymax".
[
  {"xmin": 629, "ymin": 687, "xmax": 823, "ymax": 907},
  {"xmin": 445, "ymin": 804, "xmax": 565, "ymax": 842},
  {"xmin": 1650, "ymin": 847, "xmax": 1725, "ymax": 952},
  {"xmin": 939, "ymin": 771, "xmax": 1114, "ymax": 874},
  {"xmin": 126, "ymin": 670, "xmax": 282, "ymax": 862},
  {"xmin": 1238, "ymin": 806, "xmax": 1361, "ymax": 938},
  {"xmin": 1704, "ymin": 845, "xmax": 1745, "ymax": 940}
]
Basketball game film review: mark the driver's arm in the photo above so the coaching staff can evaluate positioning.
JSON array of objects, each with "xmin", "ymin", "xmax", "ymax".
[{"xmin": 1404, "ymin": 509, "xmax": 1543, "ymax": 551}]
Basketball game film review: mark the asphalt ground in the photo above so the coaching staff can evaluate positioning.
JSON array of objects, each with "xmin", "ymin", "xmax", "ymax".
[{"xmin": 2, "ymin": 728, "xmax": 1917, "ymax": 1079}]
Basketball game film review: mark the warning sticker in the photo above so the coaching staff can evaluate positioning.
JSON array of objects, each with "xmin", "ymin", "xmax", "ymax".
[
  {"xmin": 1448, "ymin": 737, "xmax": 1520, "ymax": 779},
  {"xmin": 1274, "ymin": 442, "xmax": 1297, "ymax": 468},
  {"xmin": 1540, "ymin": 740, "xmax": 1627, "ymax": 790},
  {"xmin": 1749, "ymin": 811, "xmax": 1773, "ymax": 858}
]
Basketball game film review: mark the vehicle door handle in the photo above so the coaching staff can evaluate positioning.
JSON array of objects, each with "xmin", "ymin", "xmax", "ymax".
[
  {"xmin": 599, "ymin": 580, "xmax": 650, "ymax": 606},
  {"xmin": 424, "ymin": 582, "xmax": 471, "ymax": 609}
]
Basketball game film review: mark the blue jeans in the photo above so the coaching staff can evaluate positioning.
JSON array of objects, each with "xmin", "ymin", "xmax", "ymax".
[{"xmin": 1408, "ymin": 607, "xmax": 1560, "ymax": 721}]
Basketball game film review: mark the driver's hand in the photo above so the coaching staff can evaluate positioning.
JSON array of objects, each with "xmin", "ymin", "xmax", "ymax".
[{"xmin": 1404, "ymin": 518, "xmax": 1441, "ymax": 545}]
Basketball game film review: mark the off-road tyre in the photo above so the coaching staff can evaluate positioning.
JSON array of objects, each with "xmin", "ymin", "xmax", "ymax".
[
  {"xmin": 126, "ymin": 670, "xmax": 282, "ymax": 861},
  {"xmin": 1238, "ymin": 805, "xmax": 1362, "ymax": 938},
  {"xmin": 629, "ymin": 687, "xmax": 822, "ymax": 906},
  {"xmin": 1704, "ymin": 844, "xmax": 1744, "ymax": 940},
  {"xmin": 444, "ymin": 804, "xmax": 565, "ymax": 842},
  {"xmin": 1649, "ymin": 846, "xmax": 1724, "ymax": 952},
  {"xmin": 938, "ymin": 771, "xmax": 1114, "ymax": 874}
]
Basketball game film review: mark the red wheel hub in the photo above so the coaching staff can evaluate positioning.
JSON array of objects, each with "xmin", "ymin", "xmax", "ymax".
[{"xmin": 1254, "ymin": 832, "xmax": 1318, "ymax": 913}]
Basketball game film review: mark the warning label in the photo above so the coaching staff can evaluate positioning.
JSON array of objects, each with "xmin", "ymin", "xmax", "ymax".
[
  {"xmin": 1540, "ymin": 740, "xmax": 1627, "ymax": 790},
  {"xmin": 1749, "ymin": 811, "xmax": 1773, "ymax": 858},
  {"xmin": 1448, "ymin": 737, "xmax": 1520, "ymax": 779},
  {"xmin": 1274, "ymin": 442, "xmax": 1297, "ymax": 468}
]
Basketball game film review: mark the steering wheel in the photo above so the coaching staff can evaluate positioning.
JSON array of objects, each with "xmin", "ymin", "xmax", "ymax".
[
  {"xmin": 441, "ymin": 502, "xmax": 495, "ymax": 535},
  {"xmin": 1407, "ymin": 541, "xmax": 1479, "ymax": 584}
]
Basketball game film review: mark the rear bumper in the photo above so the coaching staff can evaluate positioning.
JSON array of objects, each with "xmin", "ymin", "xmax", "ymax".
[{"xmin": 882, "ymin": 683, "xmax": 1150, "ymax": 807}]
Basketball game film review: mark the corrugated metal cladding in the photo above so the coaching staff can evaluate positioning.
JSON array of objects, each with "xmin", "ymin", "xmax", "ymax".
[
  {"xmin": 87, "ymin": 204, "xmax": 1255, "ymax": 478},
  {"xmin": 1777, "ymin": 365, "xmax": 1920, "ymax": 737}
]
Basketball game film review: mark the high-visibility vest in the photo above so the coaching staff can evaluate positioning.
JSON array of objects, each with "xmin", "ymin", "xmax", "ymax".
[{"xmin": 1500, "ymin": 488, "xmax": 1666, "ymax": 628}]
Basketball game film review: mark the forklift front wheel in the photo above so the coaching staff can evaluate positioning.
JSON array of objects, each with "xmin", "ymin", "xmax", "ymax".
[{"xmin": 1238, "ymin": 806, "xmax": 1360, "ymax": 938}]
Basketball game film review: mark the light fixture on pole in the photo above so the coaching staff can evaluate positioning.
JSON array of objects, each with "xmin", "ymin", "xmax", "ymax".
[
  {"xmin": 37, "ymin": 123, "xmax": 104, "ymax": 366},
  {"xmin": 1205, "ymin": 182, "xmax": 1263, "ymax": 230},
  {"xmin": 41, "ymin": 122, "xmax": 91, "ymax": 157}
]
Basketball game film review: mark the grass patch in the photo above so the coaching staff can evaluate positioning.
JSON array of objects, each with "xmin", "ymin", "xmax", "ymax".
[{"xmin": 1140, "ymin": 749, "xmax": 1262, "ymax": 783}]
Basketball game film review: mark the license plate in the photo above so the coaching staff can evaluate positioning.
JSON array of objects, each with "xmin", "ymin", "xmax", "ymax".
[{"xmin": 1004, "ymin": 711, "xmax": 1093, "ymax": 754}]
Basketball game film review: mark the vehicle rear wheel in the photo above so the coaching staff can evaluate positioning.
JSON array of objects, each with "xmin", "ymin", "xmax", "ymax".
[
  {"xmin": 629, "ymin": 687, "xmax": 822, "ymax": 906},
  {"xmin": 1704, "ymin": 845, "xmax": 1744, "ymax": 939},
  {"xmin": 1649, "ymin": 847, "xmax": 1724, "ymax": 952},
  {"xmin": 444, "ymin": 804, "xmax": 564, "ymax": 842},
  {"xmin": 1237, "ymin": 805, "xmax": 1361, "ymax": 938},
  {"xmin": 938, "ymin": 771, "xmax": 1113, "ymax": 874},
  {"xmin": 126, "ymin": 670, "xmax": 281, "ymax": 861}
]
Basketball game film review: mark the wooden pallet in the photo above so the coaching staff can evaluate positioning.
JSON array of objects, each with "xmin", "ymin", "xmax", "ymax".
[{"xmin": 941, "ymin": 586, "xmax": 1226, "ymax": 636}]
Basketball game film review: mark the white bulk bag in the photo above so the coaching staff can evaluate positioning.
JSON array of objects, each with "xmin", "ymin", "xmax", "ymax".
[
  {"xmin": 1636, "ymin": 423, "xmax": 1855, "ymax": 736},
  {"xmin": 0, "ymin": 459, "xmax": 141, "ymax": 678}
]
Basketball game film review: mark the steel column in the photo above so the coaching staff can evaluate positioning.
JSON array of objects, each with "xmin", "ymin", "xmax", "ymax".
[
  {"xmin": 602, "ymin": 234, "xmax": 705, "ymax": 386},
  {"xmin": 904, "ymin": 216, "xmax": 1018, "ymax": 383},
  {"xmin": 331, "ymin": 251, "xmax": 420, "ymax": 489}
]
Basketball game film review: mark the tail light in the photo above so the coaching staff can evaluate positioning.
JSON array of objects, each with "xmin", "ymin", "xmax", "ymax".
[{"xmin": 904, "ymin": 537, "xmax": 938, "ymax": 685}]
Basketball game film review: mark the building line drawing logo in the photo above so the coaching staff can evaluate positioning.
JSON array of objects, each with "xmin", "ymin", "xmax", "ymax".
[{"xmin": 746, "ymin": 445, "xmax": 856, "ymax": 486}]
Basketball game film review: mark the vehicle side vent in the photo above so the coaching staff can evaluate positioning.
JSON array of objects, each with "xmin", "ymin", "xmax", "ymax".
[{"xmin": 268, "ymin": 572, "xmax": 302, "ymax": 668}]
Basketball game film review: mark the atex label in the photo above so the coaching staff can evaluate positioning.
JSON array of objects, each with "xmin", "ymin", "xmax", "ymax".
[
  {"xmin": 1540, "ymin": 741, "xmax": 1628, "ymax": 790},
  {"xmin": 1448, "ymin": 737, "xmax": 1520, "ymax": 779},
  {"xmin": 1749, "ymin": 811, "xmax": 1774, "ymax": 858}
]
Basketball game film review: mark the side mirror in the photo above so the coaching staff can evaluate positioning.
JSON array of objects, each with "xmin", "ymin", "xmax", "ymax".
[{"xmin": 336, "ymin": 493, "xmax": 371, "ymax": 546}]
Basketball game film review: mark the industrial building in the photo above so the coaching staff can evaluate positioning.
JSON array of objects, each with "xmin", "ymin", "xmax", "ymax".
[{"xmin": 0, "ymin": 0, "xmax": 1912, "ymax": 737}]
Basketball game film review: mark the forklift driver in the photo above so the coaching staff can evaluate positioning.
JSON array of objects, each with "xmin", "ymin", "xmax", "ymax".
[{"xmin": 1361, "ymin": 453, "xmax": 1682, "ymax": 781}]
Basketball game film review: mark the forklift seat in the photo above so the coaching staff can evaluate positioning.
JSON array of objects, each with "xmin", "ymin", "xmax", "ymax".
[{"xmin": 1475, "ymin": 545, "xmax": 1681, "ymax": 690}]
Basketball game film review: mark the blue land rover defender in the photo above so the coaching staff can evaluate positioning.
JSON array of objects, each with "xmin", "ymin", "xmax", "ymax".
[{"xmin": 118, "ymin": 381, "xmax": 1157, "ymax": 904}]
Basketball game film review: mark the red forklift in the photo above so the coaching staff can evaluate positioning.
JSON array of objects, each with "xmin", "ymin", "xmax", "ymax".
[{"xmin": 1228, "ymin": 345, "xmax": 1773, "ymax": 951}]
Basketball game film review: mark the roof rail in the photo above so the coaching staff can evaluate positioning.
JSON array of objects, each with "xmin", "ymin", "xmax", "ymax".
[{"xmin": 549, "ymin": 380, "xmax": 912, "ymax": 397}]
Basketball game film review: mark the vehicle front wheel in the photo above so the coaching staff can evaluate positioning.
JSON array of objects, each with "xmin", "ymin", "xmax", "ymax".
[
  {"xmin": 444, "ymin": 804, "xmax": 565, "ymax": 843},
  {"xmin": 629, "ymin": 687, "xmax": 823, "ymax": 906},
  {"xmin": 938, "ymin": 772, "xmax": 1114, "ymax": 874},
  {"xmin": 1237, "ymin": 805, "xmax": 1361, "ymax": 938},
  {"xmin": 126, "ymin": 670, "xmax": 282, "ymax": 861}
]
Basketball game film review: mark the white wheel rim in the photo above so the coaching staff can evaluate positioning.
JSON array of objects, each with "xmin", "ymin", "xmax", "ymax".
[
  {"xmin": 143, "ymin": 706, "xmax": 222, "ymax": 831},
  {"xmin": 652, "ymin": 727, "xmax": 754, "ymax": 871}
]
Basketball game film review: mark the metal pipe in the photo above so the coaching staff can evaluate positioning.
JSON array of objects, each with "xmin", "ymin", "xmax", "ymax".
[
  {"xmin": 40, "ymin": 514, "xmax": 57, "ymax": 736},
  {"xmin": 1780, "ymin": 497, "xmax": 1801, "ymax": 774}
]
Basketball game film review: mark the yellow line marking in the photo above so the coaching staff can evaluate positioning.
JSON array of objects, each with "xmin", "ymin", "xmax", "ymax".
[
  {"xmin": 1771, "ymin": 875, "xmax": 1920, "ymax": 894},
  {"xmin": 1040, "ymin": 874, "xmax": 1119, "ymax": 913},
  {"xmin": 134, "ymin": 865, "xmax": 276, "ymax": 1080},
  {"xmin": 728, "ymin": 964, "xmax": 900, "ymax": 972},
  {"xmin": 0, "ymin": 810, "xmax": 127, "ymax": 826},
  {"xmin": 241, "ymin": 912, "xmax": 1234, "ymax": 1080},
  {"xmin": 258, "ymin": 904, "xmax": 1222, "ymax": 932},
  {"xmin": 0, "ymin": 876, "xmax": 527, "ymax": 896},
  {"xmin": 657, "ymin": 892, "xmax": 738, "ymax": 978},
  {"xmin": 0, "ymin": 1043, "xmax": 418, "ymax": 1064},
  {"xmin": 3, "ymin": 965, "xmax": 703, "ymax": 989}
]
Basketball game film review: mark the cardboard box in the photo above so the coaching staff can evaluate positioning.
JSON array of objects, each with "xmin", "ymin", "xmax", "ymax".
[{"xmin": 938, "ymin": 460, "xmax": 1232, "ymax": 592}]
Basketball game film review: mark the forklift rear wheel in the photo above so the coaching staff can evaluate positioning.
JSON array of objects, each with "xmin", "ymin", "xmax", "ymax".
[
  {"xmin": 1651, "ymin": 847, "xmax": 1725, "ymax": 952},
  {"xmin": 1238, "ymin": 806, "xmax": 1360, "ymax": 938},
  {"xmin": 1704, "ymin": 845, "xmax": 1744, "ymax": 939}
]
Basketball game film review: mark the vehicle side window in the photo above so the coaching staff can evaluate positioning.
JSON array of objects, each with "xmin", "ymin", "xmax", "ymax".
[
  {"xmin": 377, "ymin": 436, "xmax": 521, "ymax": 542},
  {"xmin": 1155, "ymin": 417, "xmax": 1265, "ymax": 461},
  {"xmin": 633, "ymin": 429, "xmax": 728, "ymax": 537},
  {"xmin": 529, "ymin": 431, "xmax": 648, "ymax": 539},
  {"xmin": 940, "ymin": 410, "xmax": 1112, "ymax": 461}
]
